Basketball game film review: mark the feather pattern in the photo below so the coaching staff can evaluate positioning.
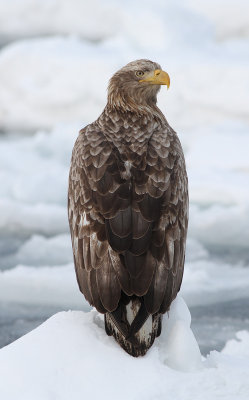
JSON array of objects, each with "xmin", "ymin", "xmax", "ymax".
[{"xmin": 68, "ymin": 59, "xmax": 188, "ymax": 357}]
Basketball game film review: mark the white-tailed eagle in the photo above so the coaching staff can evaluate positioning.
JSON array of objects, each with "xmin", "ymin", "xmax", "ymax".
[{"xmin": 68, "ymin": 59, "xmax": 188, "ymax": 357}]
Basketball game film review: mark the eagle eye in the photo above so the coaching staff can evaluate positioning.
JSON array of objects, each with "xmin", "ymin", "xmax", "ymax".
[{"xmin": 135, "ymin": 70, "xmax": 144, "ymax": 77}]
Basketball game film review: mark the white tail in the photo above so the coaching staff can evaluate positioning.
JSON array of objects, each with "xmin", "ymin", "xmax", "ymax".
[{"xmin": 105, "ymin": 298, "xmax": 162, "ymax": 357}]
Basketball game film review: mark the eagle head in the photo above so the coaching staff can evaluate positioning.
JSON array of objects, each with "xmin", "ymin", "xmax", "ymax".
[{"xmin": 107, "ymin": 59, "xmax": 170, "ymax": 112}]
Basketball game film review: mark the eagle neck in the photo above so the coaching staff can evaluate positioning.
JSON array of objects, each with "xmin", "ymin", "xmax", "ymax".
[
  {"xmin": 104, "ymin": 103, "xmax": 166, "ymax": 123},
  {"xmin": 97, "ymin": 106, "xmax": 166, "ymax": 162}
]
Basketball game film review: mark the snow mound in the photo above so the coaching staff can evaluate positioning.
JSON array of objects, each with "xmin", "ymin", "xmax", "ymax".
[
  {"xmin": 0, "ymin": 295, "xmax": 249, "ymax": 400},
  {"xmin": 159, "ymin": 296, "xmax": 203, "ymax": 371},
  {"xmin": 188, "ymin": 0, "xmax": 249, "ymax": 40},
  {"xmin": 0, "ymin": 264, "xmax": 84, "ymax": 308},
  {"xmin": 0, "ymin": 37, "xmax": 111, "ymax": 130},
  {"xmin": 0, "ymin": 0, "xmax": 121, "ymax": 41},
  {"xmin": 0, "ymin": 3, "xmax": 248, "ymax": 131},
  {"xmin": 222, "ymin": 331, "xmax": 249, "ymax": 357},
  {"xmin": 1, "ymin": 250, "xmax": 249, "ymax": 311}
]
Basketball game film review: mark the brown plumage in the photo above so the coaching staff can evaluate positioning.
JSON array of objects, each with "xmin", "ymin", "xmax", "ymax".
[{"xmin": 68, "ymin": 59, "xmax": 188, "ymax": 357}]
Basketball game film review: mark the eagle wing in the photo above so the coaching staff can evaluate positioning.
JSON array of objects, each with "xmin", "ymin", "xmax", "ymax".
[
  {"xmin": 143, "ymin": 128, "xmax": 188, "ymax": 314},
  {"xmin": 68, "ymin": 121, "xmax": 188, "ymax": 314}
]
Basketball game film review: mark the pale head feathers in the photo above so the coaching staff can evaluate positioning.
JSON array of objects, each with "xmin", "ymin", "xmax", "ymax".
[{"xmin": 107, "ymin": 59, "xmax": 162, "ymax": 113}]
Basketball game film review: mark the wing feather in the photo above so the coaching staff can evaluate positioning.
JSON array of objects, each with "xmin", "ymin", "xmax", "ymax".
[
  {"xmin": 96, "ymin": 252, "xmax": 121, "ymax": 312},
  {"xmin": 88, "ymin": 269, "xmax": 106, "ymax": 313},
  {"xmin": 68, "ymin": 120, "xmax": 188, "ymax": 317},
  {"xmin": 131, "ymin": 251, "xmax": 156, "ymax": 296},
  {"xmin": 144, "ymin": 262, "xmax": 168, "ymax": 314}
]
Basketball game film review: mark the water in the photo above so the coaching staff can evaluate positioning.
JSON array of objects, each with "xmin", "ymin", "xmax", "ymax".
[
  {"xmin": 0, "ymin": 171, "xmax": 248, "ymax": 354},
  {"xmin": 1, "ymin": 230, "xmax": 249, "ymax": 357},
  {"xmin": 1, "ymin": 297, "xmax": 249, "ymax": 355},
  {"xmin": 191, "ymin": 298, "xmax": 249, "ymax": 355},
  {"xmin": 0, "ymin": 303, "xmax": 62, "ymax": 349}
]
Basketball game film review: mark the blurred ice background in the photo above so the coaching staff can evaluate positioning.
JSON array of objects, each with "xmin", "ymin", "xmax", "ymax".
[{"xmin": 0, "ymin": 0, "xmax": 248, "ymax": 355}]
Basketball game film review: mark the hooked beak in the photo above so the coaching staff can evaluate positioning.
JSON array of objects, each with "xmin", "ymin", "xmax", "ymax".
[{"xmin": 139, "ymin": 69, "xmax": 170, "ymax": 89}]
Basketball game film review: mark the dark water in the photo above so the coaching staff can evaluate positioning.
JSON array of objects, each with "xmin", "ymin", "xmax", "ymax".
[
  {"xmin": 0, "ymin": 303, "xmax": 64, "ymax": 348},
  {"xmin": 0, "ymin": 232, "xmax": 248, "ymax": 354},
  {"xmin": 1, "ymin": 298, "xmax": 249, "ymax": 355},
  {"xmin": 191, "ymin": 298, "xmax": 249, "ymax": 354},
  {"xmin": 0, "ymin": 210, "xmax": 248, "ymax": 354}
]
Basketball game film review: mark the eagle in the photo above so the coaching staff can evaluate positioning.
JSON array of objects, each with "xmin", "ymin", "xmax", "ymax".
[{"xmin": 68, "ymin": 59, "xmax": 188, "ymax": 357}]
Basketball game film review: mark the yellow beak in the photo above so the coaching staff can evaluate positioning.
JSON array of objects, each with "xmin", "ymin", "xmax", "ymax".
[{"xmin": 139, "ymin": 69, "xmax": 170, "ymax": 89}]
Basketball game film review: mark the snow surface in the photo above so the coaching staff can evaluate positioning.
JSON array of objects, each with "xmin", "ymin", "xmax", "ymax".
[
  {"xmin": 0, "ymin": 0, "xmax": 249, "ymax": 397},
  {"xmin": 1, "ymin": 296, "xmax": 249, "ymax": 400}
]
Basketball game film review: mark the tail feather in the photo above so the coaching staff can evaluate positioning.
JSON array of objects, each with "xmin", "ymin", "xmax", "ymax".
[{"xmin": 105, "ymin": 297, "xmax": 161, "ymax": 357}]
